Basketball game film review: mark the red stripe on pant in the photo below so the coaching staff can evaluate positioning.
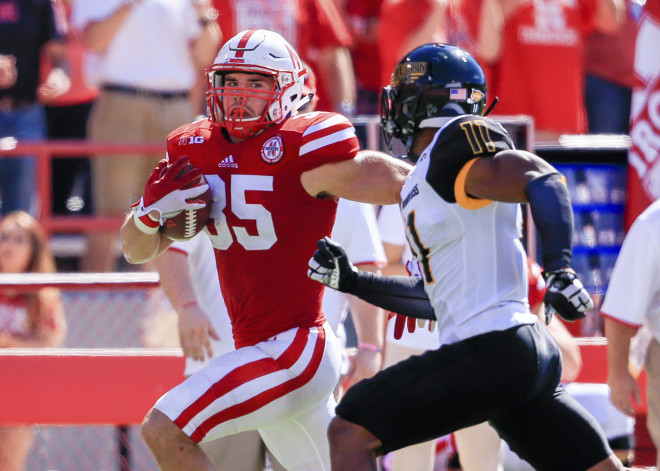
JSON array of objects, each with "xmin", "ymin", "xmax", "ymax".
[{"xmin": 175, "ymin": 326, "xmax": 326, "ymax": 442}]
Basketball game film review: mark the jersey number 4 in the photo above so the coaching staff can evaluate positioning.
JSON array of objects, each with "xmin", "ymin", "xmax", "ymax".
[
  {"xmin": 204, "ymin": 174, "xmax": 277, "ymax": 250},
  {"xmin": 406, "ymin": 210, "xmax": 434, "ymax": 283}
]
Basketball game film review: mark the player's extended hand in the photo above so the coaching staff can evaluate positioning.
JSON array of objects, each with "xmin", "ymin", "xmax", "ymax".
[
  {"xmin": 307, "ymin": 237, "xmax": 358, "ymax": 292},
  {"xmin": 389, "ymin": 312, "xmax": 436, "ymax": 340},
  {"xmin": 542, "ymin": 268, "xmax": 594, "ymax": 323},
  {"xmin": 133, "ymin": 158, "xmax": 209, "ymax": 231},
  {"xmin": 178, "ymin": 303, "xmax": 220, "ymax": 362}
]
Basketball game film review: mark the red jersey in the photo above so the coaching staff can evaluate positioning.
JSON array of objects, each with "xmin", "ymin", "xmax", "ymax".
[
  {"xmin": 166, "ymin": 112, "xmax": 359, "ymax": 347},
  {"xmin": 378, "ymin": 0, "xmax": 436, "ymax": 87},
  {"xmin": 344, "ymin": 0, "xmax": 383, "ymax": 93},
  {"xmin": 492, "ymin": 0, "xmax": 597, "ymax": 135},
  {"xmin": 445, "ymin": 0, "xmax": 494, "ymax": 93}
]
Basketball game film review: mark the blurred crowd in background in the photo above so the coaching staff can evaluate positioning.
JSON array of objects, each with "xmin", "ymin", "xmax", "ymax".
[{"xmin": 0, "ymin": 0, "xmax": 645, "ymax": 228}]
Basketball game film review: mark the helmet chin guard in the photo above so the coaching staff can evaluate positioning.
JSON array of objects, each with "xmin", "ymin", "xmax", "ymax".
[
  {"xmin": 206, "ymin": 29, "xmax": 307, "ymax": 140},
  {"xmin": 380, "ymin": 43, "xmax": 487, "ymax": 161}
]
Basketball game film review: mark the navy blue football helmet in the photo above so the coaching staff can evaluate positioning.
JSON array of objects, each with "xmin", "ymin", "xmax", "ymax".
[{"xmin": 380, "ymin": 43, "xmax": 488, "ymax": 160}]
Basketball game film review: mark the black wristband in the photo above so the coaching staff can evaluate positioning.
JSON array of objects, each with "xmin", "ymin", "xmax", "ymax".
[
  {"xmin": 525, "ymin": 173, "xmax": 574, "ymax": 271},
  {"xmin": 352, "ymin": 271, "xmax": 436, "ymax": 320}
]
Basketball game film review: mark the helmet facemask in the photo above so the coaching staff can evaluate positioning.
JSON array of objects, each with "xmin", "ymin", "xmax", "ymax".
[
  {"xmin": 380, "ymin": 85, "xmax": 420, "ymax": 162},
  {"xmin": 207, "ymin": 65, "xmax": 302, "ymax": 140}
]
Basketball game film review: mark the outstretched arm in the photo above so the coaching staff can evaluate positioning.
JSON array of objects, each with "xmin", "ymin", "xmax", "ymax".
[
  {"xmin": 300, "ymin": 150, "xmax": 412, "ymax": 205},
  {"xmin": 308, "ymin": 237, "xmax": 435, "ymax": 320}
]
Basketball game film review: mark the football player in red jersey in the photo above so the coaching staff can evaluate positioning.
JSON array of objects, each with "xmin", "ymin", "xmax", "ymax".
[{"xmin": 120, "ymin": 29, "xmax": 409, "ymax": 471}]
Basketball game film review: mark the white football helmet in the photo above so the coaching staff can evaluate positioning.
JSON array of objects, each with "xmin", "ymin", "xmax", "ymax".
[{"xmin": 206, "ymin": 29, "xmax": 308, "ymax": 139}]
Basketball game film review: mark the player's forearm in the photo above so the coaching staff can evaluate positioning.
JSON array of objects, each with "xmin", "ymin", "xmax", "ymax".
[
  {"xmin": 349, "ymin": 264, "xmax": 386, "ymax": 350},
  {"xmin": 348, "ymin": 151, "xmax": 411, "ymax": 204},
  {"xmin": 301, "ymin": 151, "xmax": 411, "ymax": 204},
  {"xmin": 154, "ymin": 251, "xmax": 197, "ymax": 310},
  {"xmin": 351, "ymin": 272, "xmax": 436, "ymax": 320},
  {"xmin": 524, "ymin": 172, "xmax": 574, "ymax": 271},
  {"xmin": 120, "ymin": 213, "xmax": 171, "ymax": 264},
  {"xmin": 605, "ymin": 317, "xmax": 638, "ymax": 379}
]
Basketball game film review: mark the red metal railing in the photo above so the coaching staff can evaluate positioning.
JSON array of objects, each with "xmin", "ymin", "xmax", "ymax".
[{"xmin": 0, "ymin": 139, "xmax": 164, "ymax": 234}]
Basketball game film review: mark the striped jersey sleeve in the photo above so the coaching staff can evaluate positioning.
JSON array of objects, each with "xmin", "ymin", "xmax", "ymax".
[{"xmin": 293, "ymin": 112, "xmax": 359, "ymax": 171}]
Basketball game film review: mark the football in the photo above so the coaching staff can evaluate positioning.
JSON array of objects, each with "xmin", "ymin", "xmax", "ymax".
[{"xmin": 160, "ymin": 163, "xmax": 213, "ymax": 241}]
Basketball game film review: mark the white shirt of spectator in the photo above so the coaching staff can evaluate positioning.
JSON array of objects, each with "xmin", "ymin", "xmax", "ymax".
[
  {"xmin": 71, "ymin": 0, "xmax": 202, "ymax": 90},
  {"xmin": 601, "ymin": 198, "xmax": 660, "ymax": 344}
]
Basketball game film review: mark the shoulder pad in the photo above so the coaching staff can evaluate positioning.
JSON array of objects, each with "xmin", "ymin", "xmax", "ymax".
[
  {"xmin": 427, "ymin": 115, "xmax": 514, "ymax": 203},
  {"xmin": 285, "ymin": 112, "xmax": 358, "ymax": 164}
]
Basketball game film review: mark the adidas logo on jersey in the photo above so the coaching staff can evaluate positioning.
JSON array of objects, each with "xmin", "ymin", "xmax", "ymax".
[{"xmin": 218, "ymin": 155, "xmax": 238, "ymax": 168}]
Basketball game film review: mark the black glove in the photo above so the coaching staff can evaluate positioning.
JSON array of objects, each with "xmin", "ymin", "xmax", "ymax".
[
  {"xmin": 307, "ymin": 237, "xmax": 358, "ymax": 292},
  {"xmin": 543, "ymin": 268, "xmax": 594, "ymax": 323}
]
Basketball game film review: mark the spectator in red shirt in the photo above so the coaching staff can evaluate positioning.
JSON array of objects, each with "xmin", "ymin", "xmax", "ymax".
[
  {"xmin": 478, "ymin": 0, "xmax": 623, "ymax": 141},
  {"xmin": 377, "ymin": 0, "xmax": 446, "ymax": 89}
]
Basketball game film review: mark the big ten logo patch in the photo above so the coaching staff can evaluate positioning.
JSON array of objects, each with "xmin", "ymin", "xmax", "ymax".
[
  {"xmin": 261, "ymin": 135, "xmax": 285, "ymax": 164},
  {"xmin": 179, "ymin": 135, "xmax": 205, "ymax": 145}
]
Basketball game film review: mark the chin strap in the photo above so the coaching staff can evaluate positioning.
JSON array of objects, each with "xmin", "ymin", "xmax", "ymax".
[{"xmin": 483, "ymin": 96, "xmax": 499, "ymax": 116}]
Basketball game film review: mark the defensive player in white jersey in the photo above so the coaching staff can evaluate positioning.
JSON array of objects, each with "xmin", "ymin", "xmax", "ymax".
[
  {"xmin": 308, "ymin": 44, "xmax": 627, "ymax": 470},
  {"xmin": 120, "ymin": 29, "xmax": 409, "ymax": 471}
]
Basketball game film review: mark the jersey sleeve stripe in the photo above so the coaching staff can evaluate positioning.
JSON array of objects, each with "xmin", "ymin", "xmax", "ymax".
[
  {"xmin": 302, "ymin": 114, "xmax": 351, "ymax": 136},
  {"xmin": 299, "ymin": 128, "xmax": 357, "ymax": 156}
]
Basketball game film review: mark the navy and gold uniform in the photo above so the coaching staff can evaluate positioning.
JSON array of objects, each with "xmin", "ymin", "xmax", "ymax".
[{"xmin": 337, "ymin": 114, "xmax": 613, "ymax": 470}]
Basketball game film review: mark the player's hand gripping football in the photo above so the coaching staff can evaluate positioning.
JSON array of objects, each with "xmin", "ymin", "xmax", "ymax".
[
  {"xmin": 542, "ymin": 268, "xmax": 594, "ymax": 323},
  {"xmin": 307, "ymin": 237, "xmax": 358, "ymax": 292},
  {"xmin": 133, "ymin": 158, "xmax": 209, "ymax": 234}
]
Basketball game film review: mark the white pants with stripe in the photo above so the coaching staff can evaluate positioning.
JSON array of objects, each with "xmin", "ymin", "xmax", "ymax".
[{"xmin": 154, "ymin": 323, "xmax": 341, "ymax": 471}]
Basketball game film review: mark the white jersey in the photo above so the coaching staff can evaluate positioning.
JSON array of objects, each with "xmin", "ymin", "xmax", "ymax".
[
  {"xmin": 169, "ymin": 233, "xmax": 234, "ymax": 375},
  {"xmin": 378, "ymin": 203, "xmax": 440, "ymax": 351},
  {"xmin": 322, "ymin": 199, "xmax": 386, "ymax": 346},
  {"xmin": 601, "ymin": 198, "xmax": 660, "ymax": 344},
  {"xmin": 399, "ymin": 116, "xmax": 537, "ymax": 346}
]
